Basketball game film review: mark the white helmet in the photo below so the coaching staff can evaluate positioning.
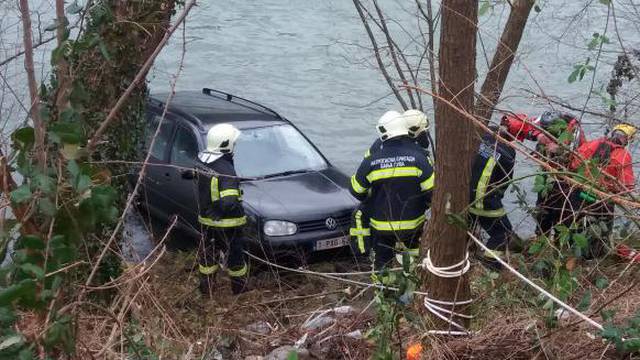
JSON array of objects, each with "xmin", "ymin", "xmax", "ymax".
[
  {"xmin": 403, "ymin": 109, "xmax": 429, "ymax": 138},
  {"xmin": 198, "ymin": 123, "xmax": 241, "ymax": 164},
  {"xmin": 376, "ymin": 110, "xmax": 408, "ymax": 141}
]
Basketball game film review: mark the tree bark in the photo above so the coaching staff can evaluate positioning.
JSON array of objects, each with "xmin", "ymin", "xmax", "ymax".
[
  {"xmin": 18, "ymin": 0, "xmax": 45, "ymax": 168},
  {"xmin": 421, "ymin": 0, "xmax": 477, "ymax": 330},
  {"xmin": 475, "ymin": 0, "xmax": 534, "ymax": 122}
]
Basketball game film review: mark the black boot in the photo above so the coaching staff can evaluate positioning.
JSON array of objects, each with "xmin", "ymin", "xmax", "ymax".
[
  {"xmin": 230, "ymin": 276, "xmax": 248, "ymax": 295},
  {"xmin": 199, "ymin": 274, "xmax": 216, "ymax": 297}
]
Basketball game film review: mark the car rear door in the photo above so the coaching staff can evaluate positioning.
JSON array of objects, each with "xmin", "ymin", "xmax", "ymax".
[
  {"xmin": 139, "ymin": 113, "xmax": 176, "ymax": 221},
  {"xmin": 166, "ymin": 121, "xmax": 202, "ymax": 230}
]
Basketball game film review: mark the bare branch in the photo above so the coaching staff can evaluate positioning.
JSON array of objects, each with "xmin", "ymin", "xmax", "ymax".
[{"xmin": 351, "ymin": 0, "xmax": 408, "ymax": 110}]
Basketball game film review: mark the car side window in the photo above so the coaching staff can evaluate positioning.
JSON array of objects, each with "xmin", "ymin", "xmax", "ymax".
[
  {"xmin": 170, "ymin": 125, "xmax": 199, "ymax": 168},
  {"xmin": 146, "ymin": 115, "xmax": 174, "ymax": 161}
]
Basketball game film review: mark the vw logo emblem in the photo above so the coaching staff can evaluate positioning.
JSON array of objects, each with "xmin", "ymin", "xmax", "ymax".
[{"xmin": 325, "ymin": 217, "xmax": 338, "ymax": 230}]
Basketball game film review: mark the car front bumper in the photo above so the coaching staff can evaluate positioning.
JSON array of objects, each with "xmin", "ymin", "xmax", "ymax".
[{"xmin": 249, "ymin": 226, "xmax": 351, "ymax": 254}]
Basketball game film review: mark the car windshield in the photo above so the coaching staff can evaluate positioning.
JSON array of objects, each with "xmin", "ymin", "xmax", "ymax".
[{"xmin": 232, "ymin": 124, "xmax": 328, "ymax": 178}]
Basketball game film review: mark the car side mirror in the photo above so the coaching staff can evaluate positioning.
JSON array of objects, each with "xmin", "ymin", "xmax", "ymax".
[{"xmin": 181, "ymin": 169, "xmax": 195, "ymax": 180}]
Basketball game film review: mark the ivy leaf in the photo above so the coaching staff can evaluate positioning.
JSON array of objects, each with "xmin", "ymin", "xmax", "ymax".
[
  {"xmin": 528, "ymin": 240, "xmax": 544, "ymax": 255},
  {"xmin": 10, "ymin": 184, "xmax": 32, "ymax": 204}
]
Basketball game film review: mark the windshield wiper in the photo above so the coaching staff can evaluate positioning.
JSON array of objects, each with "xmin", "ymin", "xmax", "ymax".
[{"xmin": 261, "ymin": 169, "xmax": 309, "ymax": 179}]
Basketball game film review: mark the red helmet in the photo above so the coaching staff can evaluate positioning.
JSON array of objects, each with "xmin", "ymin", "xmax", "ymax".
[{"xmin": 500, "ymin": 113, "xmax": 529, "ymax": 141}]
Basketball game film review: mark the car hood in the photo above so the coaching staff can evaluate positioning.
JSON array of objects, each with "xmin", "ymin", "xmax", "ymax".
[{"xmin": 241, "ymin": 169, "xmax": 358, "ymax": 221}]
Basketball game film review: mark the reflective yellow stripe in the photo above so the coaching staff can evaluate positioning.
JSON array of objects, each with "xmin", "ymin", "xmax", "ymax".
[
  {"xmin": 366, "ymin": 166, "xmax": 423, "ymax": 182},
  {"xmin": 199, "ymin": 264, "xmax": 218, "ymax": 275},
  {"xmin": 370, "ymin": 215, "xmax": 426, "ymax": 231},
  {"xmin": 350, "ymin": 175, "xmax": 368, "ymax": 194},
  {"xmin": 220, "ymin": 189, "xmax": 240, "ymax": 198},
  {"xmin": 420, "ymin": 173, "xmax": 435, "ymax": 191},
  {"xmin": 228, "ymin": 263, "xmax": 248, "ymax": 277},
  {"xmin": 469, "ymin": 207, "xmax": 506, "ymax": 218},
  {"xmin": 364, "ymin": 149, "xmax": 371, "ymax": 158},
  {"xmin": 350, "ymin": 210, "xmax": 370, "ymax": 254},
  {"xmin": 483, "ymin": 249, "xmax": 504, "ymax": 259},
  {"xmin": 474, "ymin": 157, "xmax": 496, "ymax": 210},
  {"xmin": 210, "ymin": 176, "xmax": 220, "ymax": 202},
  {"xmin": 198, "ymin": 216, "xmax": 247, "ymax": 227},
  {"xmin": 406, "ymin": 247, "xmax": 420, "ymax": 257}
]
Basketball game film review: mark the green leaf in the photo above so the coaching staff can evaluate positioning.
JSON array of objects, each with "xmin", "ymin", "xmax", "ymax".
[
  {"xmin": 12, "ymin": 127, "xmax": 35, "ymax": 149},
  {"xmin": 595, "ymin": 277, "xmax": 609, "ymax": 289},
  {"xmin": 601, "ymin": 324, "xmax": 620, "ymax": 340},
  {"xmin": 572, "ymin": 233, "xmax": 588, "ymax": 250},
  {"xmin": 38, "ymin": 198, "xmax": 56, "ymax": 217},
  {"xmin": 0, "ymin": 307, "xmax": 16, "ymax": 325},
  {"xmin": 18, "ymin": 235, "xmax": 45, "ymax": 251},
  {"xmin": 286, "ymin": 351, "xmax": 299, "ymax": 360},
  {"xmin": 10, "ymin": 184, "xmax": 32, "ymax": 204},
  {"xmin": 568, "ymin": 68, "xmax": 580, "ymax": 83},
  {"xmin": 0, "ymin": 334, "xmax": 24, "ymax": 351},
  {"xmin": 0, "ymin": 280, "xmax": 36, "ymax": 306},
  {"xmin": 98, "ymin": 40, "xmax": 112, "ymax": 62},
  {"xmin": 49, "ymin": 122, "xmax": 83, "ymax": 144},
  {"xmin": 20, "ymin": 264, "xmax": 44, "ymax": 279},
  {"xmin": 528, "ymin": 240, "xmax": 544, "ymax": 255},
  {"xmin": 34, "ymin": 174, "xmax": 55, "ymax": 194},
  {"xmin": 577, "ymin": 290, "xmax": 591, "ymax": 311},
  {"xmin": 66, "ymin": 1, "xmax": 83, "ymax": 14}
]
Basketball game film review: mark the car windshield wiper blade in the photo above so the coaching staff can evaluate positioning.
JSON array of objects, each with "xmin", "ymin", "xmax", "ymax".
[{"xmin": 261, "ymin": 169, "xmax": 309, "ymax": 179}]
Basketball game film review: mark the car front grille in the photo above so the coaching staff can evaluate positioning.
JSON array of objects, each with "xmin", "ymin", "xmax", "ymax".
[{"xmin": 297, "ymin": 213, "xmax": 351, "ymax": 233}]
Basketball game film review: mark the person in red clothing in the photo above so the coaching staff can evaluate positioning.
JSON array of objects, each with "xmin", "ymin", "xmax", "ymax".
[{"xmin": 568, "ymin": 123, "xmax": 636, "ymax": 258}]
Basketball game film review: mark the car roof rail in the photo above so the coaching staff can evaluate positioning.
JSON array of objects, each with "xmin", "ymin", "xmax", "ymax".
[{"xmin": 202, "ymin": 88, "xmax": 283, "ymax": 119}]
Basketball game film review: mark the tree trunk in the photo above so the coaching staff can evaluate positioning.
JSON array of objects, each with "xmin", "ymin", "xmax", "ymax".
[
  {"xmin": 421, "ymin": 0, "xmax": 477, "ymax": 331},
  {"xmin": 476, "ymin": 0, "xmax": 534, "ymax": 122}
]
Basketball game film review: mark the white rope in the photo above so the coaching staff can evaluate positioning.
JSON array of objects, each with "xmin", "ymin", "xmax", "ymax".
[
  {"xmin": 420, "ymin": 249, "xmax": 474, "ymax": 336},
  {"xmin": 467, "ymin": 231, "xmax": 604, "ymax": 331},
  {"xmin": 422, "ymin": 249, "xmax": 471, "ymax": 278}
]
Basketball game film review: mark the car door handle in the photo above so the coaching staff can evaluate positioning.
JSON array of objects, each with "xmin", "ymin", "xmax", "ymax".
[{"xmin": 164, "ymin": 172, "xmax": 171, "ymax": 178}]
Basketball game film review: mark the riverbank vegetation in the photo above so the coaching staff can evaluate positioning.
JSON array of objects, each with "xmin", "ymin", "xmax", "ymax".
[{"xmin": 1, "ymin": 0, "xmax": 640, "ymax": 359}]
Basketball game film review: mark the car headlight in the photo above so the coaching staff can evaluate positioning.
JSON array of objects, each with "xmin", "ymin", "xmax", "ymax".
[{"xmin": 263, "ymin": 220, "xmax": 297, "ymax": 236}]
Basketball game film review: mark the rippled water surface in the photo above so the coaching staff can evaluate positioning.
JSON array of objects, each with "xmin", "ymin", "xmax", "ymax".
[{"xmin": 148, "ymin": 1, "xmax": 638, "ymax": 235}]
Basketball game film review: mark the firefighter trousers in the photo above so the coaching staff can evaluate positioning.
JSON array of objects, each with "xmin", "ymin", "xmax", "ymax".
[
  {"xmin": 470, "ymin": 213, "xmax": 513, "ymax": 251},
  {"xmin": 372, "ymin": 228, "xmax": 422, "ymax": 270},
  {"xmin": 198, "ymin": 226, "xmax": 248, "ymax": 278}
]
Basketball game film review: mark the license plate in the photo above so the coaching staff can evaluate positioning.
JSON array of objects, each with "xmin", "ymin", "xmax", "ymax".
[{"xmin": 315, "ymin": 236, "xmax": 349, "ymax": 251}]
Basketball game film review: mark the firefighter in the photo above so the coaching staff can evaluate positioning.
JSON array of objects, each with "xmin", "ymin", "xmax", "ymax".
[
  {"xmin": 469, "ymin": 120, "xmax": 524, "ymax": 269},
  {"xmin": 197, "ymin": 123, "xmax": 249, "ymax": 296},
  {"xmin": 349, "ymin": 111, "xmax": 434, "ymax": 272},
  {"xmin": 530, "ymin": 111, "xmax": 586, "ymax": 237},
  {"xmin": 365, "ymin": 109, "xmax": 431, "ymax": 159},
  {"xmin": 568, "ymin": 123, "xmax": 636, "ymax": 257},
  {"xmin": 350, "ymin": 109, "xmax": 431, "ymax": 258}
]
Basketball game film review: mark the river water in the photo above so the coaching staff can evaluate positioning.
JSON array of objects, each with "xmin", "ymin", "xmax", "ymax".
[
  {"xmin": 0, "ymin": 1, "xmax": 637, "ymax": 253},
  {"xmin": 149, "ymin": 0, "xmax": 639, "ymax": 237}
]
